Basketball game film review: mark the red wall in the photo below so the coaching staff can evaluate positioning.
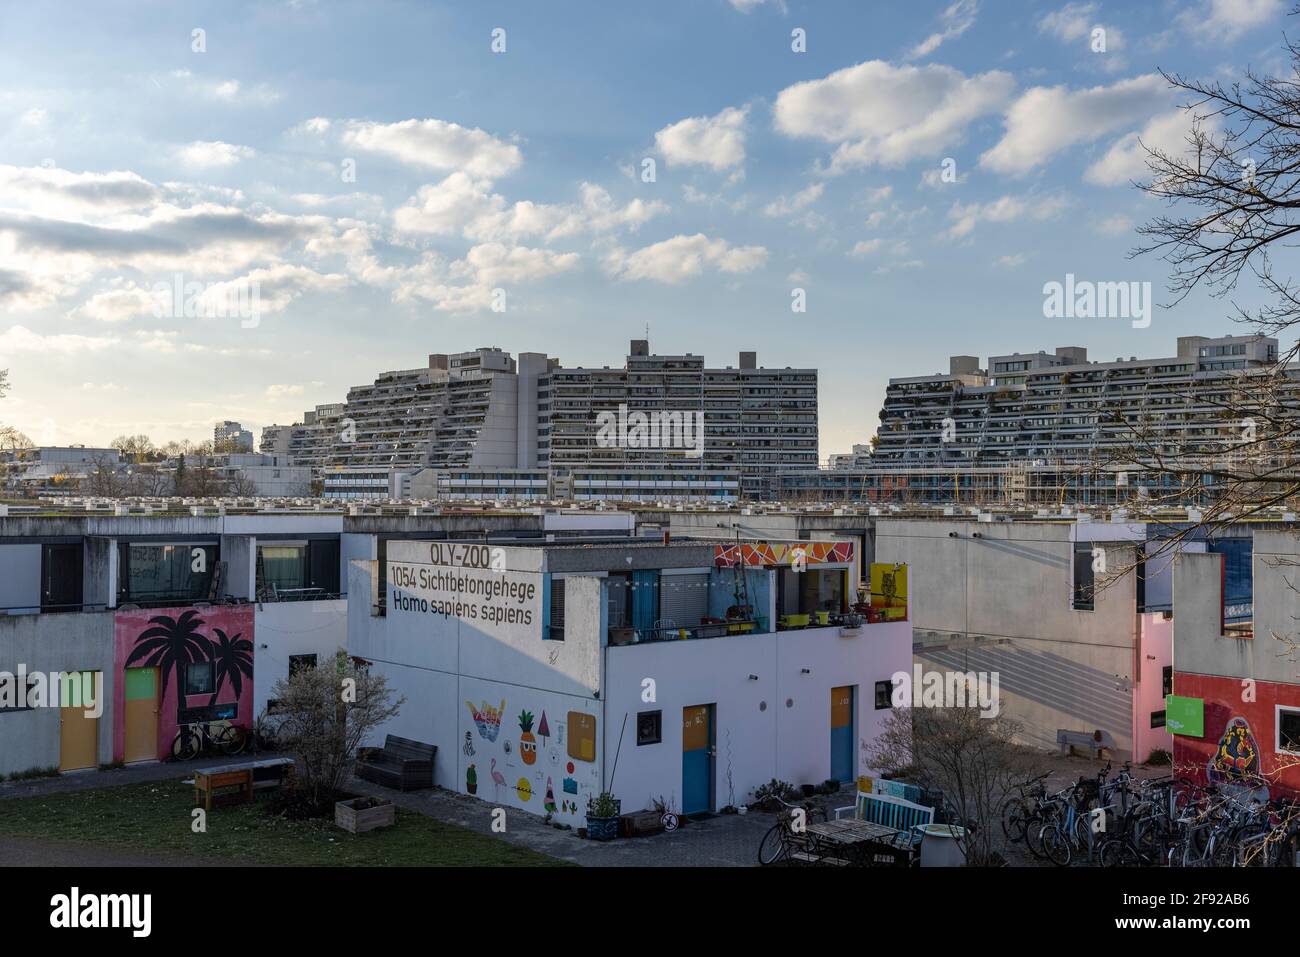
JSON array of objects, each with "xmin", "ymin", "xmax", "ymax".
[
  {"xmin": 1172, "ymin": 671, "xmax": 1300, "ymax": 798},
  {"xmin": 113, "ymin": 605, "xmax": 255, "ymax": 762}
]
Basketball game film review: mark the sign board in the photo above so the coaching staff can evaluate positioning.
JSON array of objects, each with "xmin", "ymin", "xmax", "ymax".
[{"xmin": 1165, "ymin": 695, "xmax": 1204, "ymax": 737}]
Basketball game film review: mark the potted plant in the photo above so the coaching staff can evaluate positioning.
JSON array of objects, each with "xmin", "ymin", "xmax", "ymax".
[
  {"xmin": 335, "ymin": 795, "xmax": 396, "ymax": 833},
  {"xmin": 585, "ymin": 792, "xmax": 621, "ymax": 841}
]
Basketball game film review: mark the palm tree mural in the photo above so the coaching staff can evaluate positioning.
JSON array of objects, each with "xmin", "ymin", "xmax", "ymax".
[
  {"xmin": 124, "ymin": 609, "xmax": 213, "ymax": 703},
  {"xmin": 208, "ymin": 627, "xmax": 253, "ymax": 706}
]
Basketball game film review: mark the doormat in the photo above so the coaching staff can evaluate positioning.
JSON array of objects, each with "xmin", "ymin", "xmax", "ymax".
[{"xmin": 685, "ymin": 811, "xmax": 717, "ymax": 822}]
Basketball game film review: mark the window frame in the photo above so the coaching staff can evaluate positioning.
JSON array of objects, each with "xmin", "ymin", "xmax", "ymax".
[{"xmin": 1276, "ymin": 704, "xmax": 1300, "ymax": 755}]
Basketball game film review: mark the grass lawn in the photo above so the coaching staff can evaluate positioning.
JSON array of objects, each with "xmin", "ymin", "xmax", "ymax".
[{"xmin": 0, "ymin": 779, "xmax": 568, "ymax": 867}]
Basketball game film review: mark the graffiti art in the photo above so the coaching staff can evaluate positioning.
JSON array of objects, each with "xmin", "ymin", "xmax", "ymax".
[{"xmin": 467, "ymin": 699, "xmax": 506, "ymax": 741}]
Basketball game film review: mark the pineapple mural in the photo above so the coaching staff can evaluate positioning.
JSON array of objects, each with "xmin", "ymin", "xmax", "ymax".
[{"xmin": 519, "ymin": 709, "xmax": 537, "ymax": 765}]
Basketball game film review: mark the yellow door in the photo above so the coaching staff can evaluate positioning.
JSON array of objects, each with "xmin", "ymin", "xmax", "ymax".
[
  {"xmin": 124, "ymin": 667, "xmax": 160, "ymax": 763},
  {"xmin": 59, "ymin": 672, "xmax": 99, "ymax": 771}
]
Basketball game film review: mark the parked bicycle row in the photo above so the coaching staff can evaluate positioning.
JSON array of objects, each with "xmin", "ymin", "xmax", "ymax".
[{"xmin": 1001, "ymin": 763, "xmax": 1300, "ymax": 867}]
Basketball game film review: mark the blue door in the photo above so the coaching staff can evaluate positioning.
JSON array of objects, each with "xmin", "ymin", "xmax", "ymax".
[
  {"xmin": 831, "ymin": 686, "xmax": 854, "ymax": 782},
  {"xmin": 682, "ymin": 704, "xmax": 714, "ymax": 814}
]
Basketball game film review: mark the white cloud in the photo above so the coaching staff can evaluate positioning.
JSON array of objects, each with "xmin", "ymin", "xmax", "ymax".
[
  {"xmin": 605, "ymin": 233, "xmax": 768, "ymax": 284},
  {"xmin": 338, "ymin": 118, "xmax": 523, "ymax": 178},
  {"xmin": 0, "ymin": 165, "xmax": 162, "ymax": 219},
  {"xmin": 729, "ymin": 0, "xmax": 786, "ymax": 11},
  {"xmin": 265, "ymin": 384, "xmax": 305, "ymax": 397},
  {"xmin": 773, "ymin": 60, "xmax": 1014, "ymax": 171},
  {"xmin": 0, "ymin": 324, "xmax": 116, "ymax": 353},
  {"xmin": 654, "ymin": 106, "xmax": 748, "ymax": 171},
  {"xmin": 864, "ymin": 186, "xmax": 894, "ymax": 204},
  {"xmin": 19, "ymin": 107, "xmax": 48, "ymax": 127},
  {"xmin": 169, "ymin": 71, "xmax": 280, "ymax": 105},
  {"xmin": 394, "ymin": 173, "xmax": 666, "ymax": 242},
  {"xmin": 995, "ymin": 253, "xmax": 1026, "ymax": 267},
  {"xmin": 945, "ymin": 194, "xmax": 1070, "ymax": 239},
  {"xmin": 1179, "ymin": 0, "xmax": 1282, "ymax": 41},
  {"xmin": 980, "ymin": 74, "xmax": 1170, "ymax": 175},
  {"xmin": 1096, "ymin": 214, "xmax": 1134, "ymax": 236},
  {"xmin": 1085, "ymin": 110, "xmax": 1215, "ymax": 186},
  {"xmin": 908, "ymin": 0, "xmax": 979, "ymax": 60},
  {"xmin": 1038, "ymin": 2, "xmax": 1098, "ymax": 42},
  {"xmin": 175, "ymin": 141, "xmax": 256, "ymax": 169},
  {"xmin": 763, "ymin": 182, "xmax": 824, "ymax": 217}
]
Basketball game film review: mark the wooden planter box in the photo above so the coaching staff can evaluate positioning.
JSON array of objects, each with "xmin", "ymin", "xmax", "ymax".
[
  {"xmin": 335, "ymin": 797, "xmax": 396, "ymax": 834},
  {"xmin": 620, "ymin": 809, "xmax": 665, "ymax": 838}
]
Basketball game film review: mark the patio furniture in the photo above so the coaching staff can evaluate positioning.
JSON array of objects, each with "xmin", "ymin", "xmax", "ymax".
[
  {"xmin": 796, "ymin": 818, "xmax": 914, "ymax": 867},
  {"xmin": 834, "ymin": 790, "xmax": 934, "ymax": 853},
  {"xmin": 356, "ymin": 734, "xmax": 436, "ymax": 791}
]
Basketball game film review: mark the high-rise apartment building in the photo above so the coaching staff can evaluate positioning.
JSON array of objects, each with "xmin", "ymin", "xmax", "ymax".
[
  {"xmin": 871, "ymin": 334, "xmax": 1281, "ymax": 468},
  {"xmin": 262, "ymin": 341, "xmax": 817, "ymax": 500},
  {"xmin": 214, "ymin": 420, "xmax": 254, "ymax": 451}
]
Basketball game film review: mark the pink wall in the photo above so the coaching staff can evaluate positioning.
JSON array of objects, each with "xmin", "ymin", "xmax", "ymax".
[
  {"xmin": 1135, "ymin": 613, "xmax": 1174, "ymax": 762},
  {"xmin": 113, "ymin": 605, "xmax": 255, "ymax": 762}
]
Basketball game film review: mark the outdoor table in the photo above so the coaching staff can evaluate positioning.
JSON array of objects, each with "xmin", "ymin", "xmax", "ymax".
[{"xmin": 804, "ymin": 818, "xmax": 914, "ymax": 866}]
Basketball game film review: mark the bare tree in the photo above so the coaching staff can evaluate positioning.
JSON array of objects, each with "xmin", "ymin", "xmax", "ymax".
[
  {"xmin": 867, "ymin": 705, "xmax": 1042, "ymax": 866},
  {"xmin": 268, "ymin": 650, "xmax": 404, "ymax": 813},
  {"xmin": 83, "ymin": 453, "xmax": 129, "ymax": 497}
]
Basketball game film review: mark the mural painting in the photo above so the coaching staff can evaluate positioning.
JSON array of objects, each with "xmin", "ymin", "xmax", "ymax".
[{"xmin": 112, "ymin": 605, "xmax": 255, "ymax": 763}]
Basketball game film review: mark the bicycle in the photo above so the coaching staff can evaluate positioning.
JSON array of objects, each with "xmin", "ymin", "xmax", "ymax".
[
  {"xmin": 757, "ymin": 797, "xmax": 828, "ymax": 865},
  {"xmin": 999, "ymin": 771, "xmax": 1051, "ymax": 844},
  {"xmin": 171, "ymin": 719, "xmax": 244, "ymax": 760}
]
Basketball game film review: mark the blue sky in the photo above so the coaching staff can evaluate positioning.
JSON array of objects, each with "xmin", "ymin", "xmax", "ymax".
[{"xmin": 0, "ymin": 0, "xmax": 1292, "ymax": 456}]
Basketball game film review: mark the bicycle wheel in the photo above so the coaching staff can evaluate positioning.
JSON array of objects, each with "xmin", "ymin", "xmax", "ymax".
[
  {"xmin": 172, "ymin": 728, "xmax": 199, "ymax": 761},
  {"xmin": 1024, "ymin": 813, "xmax": 1049, "ymax": 858},
  {"xmin": 215, "ymin": 724, "xmax": 247, "ymax": 756},
  {"xmin": 1041, "ymin": 824, "xmax": 1073, "ymax": 867},
  {"xmin": 1000, "ymin": 798, "xmax": 1030, "ymax": 843},
  {"xmin": 1099, "ymin": 838, "xmax": 1141, "ymax": 868},
  {"xmin": 758, "ymin": 824, "xmax": 788, "ymax": 866}
]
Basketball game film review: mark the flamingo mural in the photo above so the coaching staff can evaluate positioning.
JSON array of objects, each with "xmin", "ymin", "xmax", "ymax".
[{"xmin": 489, "ymin": 758, "xmax": 507, "ymax": 797}]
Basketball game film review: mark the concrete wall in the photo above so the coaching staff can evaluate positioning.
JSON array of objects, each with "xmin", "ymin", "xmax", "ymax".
[
  {"xmin": 878, "ymin": 519, "xmax": 1142, "ymax": 755},
  {"xmin": 1135, "ymin": 613, "xmax": 1174, "ymax": 761},
  {"xmin": 0, "ymin": 610, "xmax": 115, "ymax": 777},
  {"xmin": 252, "ymin": 600, "xmax": 348, "ymax": 718},
  {"xmin": 346, "ymin": 556, "xmax": 603, "ymax": 824},
  {"xmin": 602, "ymin": 620, "xmax": 912, "ymax": 813}
]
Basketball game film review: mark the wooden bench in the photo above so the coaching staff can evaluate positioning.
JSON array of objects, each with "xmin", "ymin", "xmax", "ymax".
[
  {"xmin": 356, "ymin": 735, "xmax": 436, "ymax": 791},
  {"xmin": 834, "ymin": 790, "xmax": 934, "ymax": 851}
]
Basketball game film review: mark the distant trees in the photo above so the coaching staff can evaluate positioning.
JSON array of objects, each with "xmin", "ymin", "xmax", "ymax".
[{"xmin": 110, "ymin": 434, "xmax": 159, "ymax": 462}]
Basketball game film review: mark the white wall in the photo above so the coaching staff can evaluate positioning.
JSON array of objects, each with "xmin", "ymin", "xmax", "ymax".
[
  {"xmin": 252, "ymin": 600, "xmax": 348, "ymax": 717},
  {"xmin": 601, "ymin": 620, "xmax": 912, "ymax": 814}
]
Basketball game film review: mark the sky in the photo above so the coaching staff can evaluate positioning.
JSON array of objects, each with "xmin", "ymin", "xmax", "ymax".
[{"xmin": 0, "ymin": 0, "xmax": 1294, "ymax": 458}]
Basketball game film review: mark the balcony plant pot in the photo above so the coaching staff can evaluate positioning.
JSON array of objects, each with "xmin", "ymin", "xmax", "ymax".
[{"xmin": 335, "ymin": 796, "xmax": 395, "ymax": 834}]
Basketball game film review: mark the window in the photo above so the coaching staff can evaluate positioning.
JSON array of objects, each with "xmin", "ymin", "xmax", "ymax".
[
  {"xmin": 289, "ymin": 654, "xmax": 317, "ymax": 677},
  {"xmin": 1151, "ymin": 710, "xmax": 1166, "ymax": 729},
  {"xmin": 184, "ymin": 661, "xmax": 215, "ymax": 696},
  {"xmin": 636, "ymin": 710, "xmax": 662, "ymax": 746},
  {"xmin": 546, "ymin": 577, "xmax": 565, "ymax": 641},
  {"xmin": 1278, "ymin": 707, "xmax": 1300, "ymax": 755},
  {"xmin": 1072, "ymin": 544, "xmax": 1096, "ymax": 610},
  {"xmin": 119, "ymin": 543, "xmax": 218, "ymax": 604},
  {"xmin": 1162, "ymin": 666, "xmax": 1173, "ymax": 698},
  {"xmin": 875, "ymin": 680, "xmax": 893, "ymax": 710}
]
